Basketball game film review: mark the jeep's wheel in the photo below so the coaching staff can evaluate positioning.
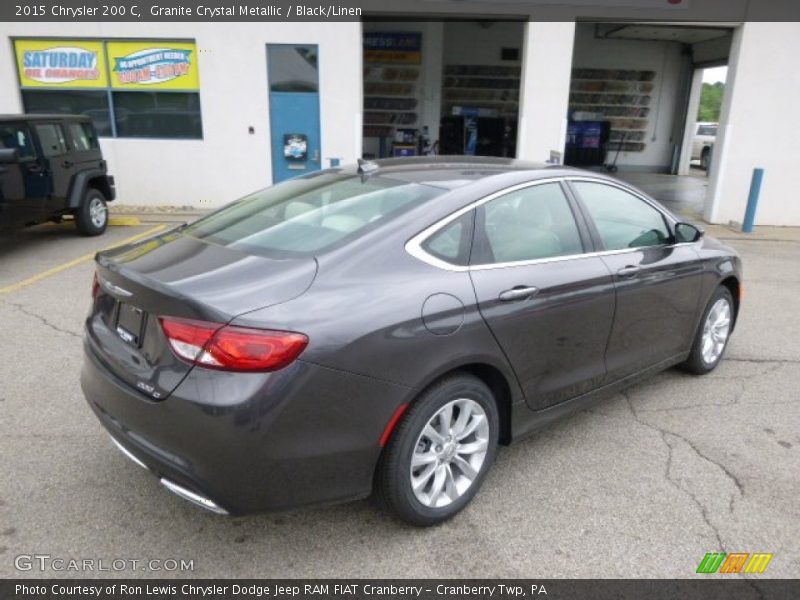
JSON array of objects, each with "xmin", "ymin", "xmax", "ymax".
[{"xmin": 75, "ymin": 189, "xmax": 108, "ymax": 236}]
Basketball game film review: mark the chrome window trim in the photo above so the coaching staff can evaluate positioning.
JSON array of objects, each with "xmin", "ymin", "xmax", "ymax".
[{"xmin": 405, "ymin": 175, "xmax": 692, "ymax": 273}]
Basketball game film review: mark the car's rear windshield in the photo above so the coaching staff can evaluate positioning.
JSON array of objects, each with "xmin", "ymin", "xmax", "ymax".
[{"xmin": 184, "ymin": 172, "xmax": 445, "ymax": 258}]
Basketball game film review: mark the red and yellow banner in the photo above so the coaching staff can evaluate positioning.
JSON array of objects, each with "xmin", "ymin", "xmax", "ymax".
[{"xmin": 107, "ymin": 41, "xmax": 199, "ymax": 90}]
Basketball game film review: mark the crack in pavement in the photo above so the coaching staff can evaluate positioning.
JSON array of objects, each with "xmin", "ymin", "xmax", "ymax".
[
  {"xmin": 627, "ymin": 387, "xmax": 746, "ymax": 508},
  {"xmin": 0, "ymin": 299, "xmax": 82, "ymax": 339},
  {"xmin": 636, "ymin": 399, "xmax": 800, "ymax": 413},
  {"xmin": 636, "ymin": 362, "xmax": 786, "ymax": 414},
  {"xmin": 664, "ymin": 425, "xmax": 744, "ymax": 514},
  {"xmin": 726, "ymin": 357, "xmax": 800, "ymax": 365},
  {"xmin": 633, "ymin": 360, "xmax": 785, "ymax": 387},
  {"xmin": 622, "ymin": 390, "xmax": 743, "ymax": 551}
]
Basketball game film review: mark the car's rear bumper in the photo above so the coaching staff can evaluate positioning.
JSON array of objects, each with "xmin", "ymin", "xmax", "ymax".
[
  {"xmin": 107, "ymin": 434, "xmax": 229, "ymax": 514},
  {"xmin": 81, "ymin": 339, "xmax": 411, "ymax": 514}
]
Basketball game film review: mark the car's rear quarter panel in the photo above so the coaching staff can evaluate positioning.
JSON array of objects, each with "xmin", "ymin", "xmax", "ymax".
[{"xmin": 83, "ymin": 337, "xmax": 412, "ymax": 513}]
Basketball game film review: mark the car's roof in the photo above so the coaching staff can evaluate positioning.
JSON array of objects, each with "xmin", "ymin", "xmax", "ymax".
[
  {"xmin": 0, "ymin": 113, "xmax": 91, "ymax": 122},
  {"xmin": 348, "ymin": 156, "xmax": 562, "ymax": 190}
]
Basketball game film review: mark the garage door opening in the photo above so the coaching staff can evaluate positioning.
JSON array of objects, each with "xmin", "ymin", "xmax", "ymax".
[
  {"xmin": 362, "ymin": 21, "xmax": 525, "ymax": 160},
  {"xmin": 566, "ymin": 23, "xmax": 733, "ymax": 218},
  {"xmin": 682, "ymin": 65, "xmax": 728, "ymax": 174}
]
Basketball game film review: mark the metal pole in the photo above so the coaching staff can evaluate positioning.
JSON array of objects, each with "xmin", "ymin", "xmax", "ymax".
[{"xmin": 742, "ymin": 168, "xmax": 764, "ymax": 233}]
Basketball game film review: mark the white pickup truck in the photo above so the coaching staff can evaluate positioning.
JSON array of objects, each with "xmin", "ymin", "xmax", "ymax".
[{"xmin": 692, "ymin": 122, "xmax": 717, "ymax": 170}]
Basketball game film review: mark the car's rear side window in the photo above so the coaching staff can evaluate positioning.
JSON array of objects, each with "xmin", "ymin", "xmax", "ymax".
[
  {"xmin": 421, "ymin": 211, "xmax": 475, "ymax": 266},
  {"xmin": 471, "ymin": 183, "xmax": 585, "ymax": 265},
  {"xmin": 185, "ymin": 173, "xmax": 445, "ymax": 257},
  {"xmin": 67, "ymin": 122, "xmax": 99, "ymax": 151}
]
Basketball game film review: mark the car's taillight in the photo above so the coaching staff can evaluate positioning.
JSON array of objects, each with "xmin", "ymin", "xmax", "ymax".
[
  {"xmin": 91, "ymin": 272, "xmax": 100, "ymax": 300},
  {"xmin": 159, "ymin": 316, "xmax": 308, "ymax": 372}
]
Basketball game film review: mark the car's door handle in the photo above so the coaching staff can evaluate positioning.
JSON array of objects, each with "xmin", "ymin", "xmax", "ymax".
[
  {"xmin": 617, "ymin": 265, "xmax": 641, "ymax": 278},
  {"xmin": 28, "ymin": 165, "xmax": 44, "ymax": 174},
  {"xmin": 62, "ymin": 160, "xmax": 73, "ymax": 168},
  {"xmin": 498, "ymin": 286, "xmax": 539, "ymax": 302}
]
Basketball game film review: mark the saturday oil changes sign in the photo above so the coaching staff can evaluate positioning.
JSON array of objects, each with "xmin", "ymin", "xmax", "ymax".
[
  {"xmin": 14, "ymin": 39, "xmax": 108, "ymax": 87},
  {"xmin": 14, "ymin": 39, "xmax": 199, "ymax": 90}
]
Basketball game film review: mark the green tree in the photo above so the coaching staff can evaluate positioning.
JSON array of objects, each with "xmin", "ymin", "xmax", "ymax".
[{"xmin": 697, "ymin": 81, "xmax": 725, "ymax": 122}]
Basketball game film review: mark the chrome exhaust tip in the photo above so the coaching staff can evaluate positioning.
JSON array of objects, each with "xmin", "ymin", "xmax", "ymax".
[
  {"xmin": 110, "ymin": 436, "xmax": 149, "ymax": 471},
  {"xmin": 160, "ymin": 478, "xmax": 229, "ymax": 515}
]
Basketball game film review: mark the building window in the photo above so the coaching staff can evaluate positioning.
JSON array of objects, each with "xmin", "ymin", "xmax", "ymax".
[
  {"xmin": 14, "ymin": 39, "xmax": 202, "ymax": 140},
  {"xmin": 112, "ymin": 92, "xmax": 202, "ymax": 139},
  {"xmin": 22, "ymin": 90, "xmax": 112, "ymax": 136},
  {"xmin": 268, "ymin": 45, "xmax": 319, "ymax": 93}
]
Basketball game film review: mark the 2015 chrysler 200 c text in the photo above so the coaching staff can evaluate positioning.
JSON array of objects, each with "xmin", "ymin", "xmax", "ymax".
[{"xmin": 81, "ymin": 157, "xmax": 742, "ymax": 525}]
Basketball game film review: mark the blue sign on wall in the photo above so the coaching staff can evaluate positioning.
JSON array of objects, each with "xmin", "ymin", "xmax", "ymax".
[{"xmin": 364, "ymin": 32, "xmax": 422, "ymax": 64}]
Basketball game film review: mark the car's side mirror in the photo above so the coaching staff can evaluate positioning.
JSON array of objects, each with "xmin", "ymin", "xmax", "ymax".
[
  {"xmin": 675, "ymin": 222, "xmax": 704, "ymax": 243},
  {"xmin": 0, "ymin": 148, "xmax": 20, "ymax": 164}
]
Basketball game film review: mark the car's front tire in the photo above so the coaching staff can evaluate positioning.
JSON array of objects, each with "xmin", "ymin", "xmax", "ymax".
[
  {"xmin": 375, "ymin": 373, "xmax": 499, "ymax": 526},
  {"xmin": 681, "ymin": 285, "xmax": 734, "ymax": 375},
  {"xmin": 75, "ymin": 188, "xmax": 108, "ymax": 236}
]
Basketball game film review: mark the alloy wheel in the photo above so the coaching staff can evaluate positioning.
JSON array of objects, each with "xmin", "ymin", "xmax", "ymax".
[
  {"xmin": 89, "ymin": 197, "xmax": 107, "ymax": 228},
  {"xmin": 701, "ymin": 297, "xmax": 731, "ymax": 364},
  {"xmin": 409, "ymin": 398, "xmax": 489, "ymax": 508}
]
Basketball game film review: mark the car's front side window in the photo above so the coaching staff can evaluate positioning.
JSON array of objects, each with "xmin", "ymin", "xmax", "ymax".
[
  {"xmin": 572, "ymin": 182, "xmax": 671, "ymax": 251},
  {"xmin": 472, "ymin": 182, "xmax": 585, "ymax": 265},
  {"xmin": 0, "ymin": 124, "xmax": 36, "ymax": 159}
]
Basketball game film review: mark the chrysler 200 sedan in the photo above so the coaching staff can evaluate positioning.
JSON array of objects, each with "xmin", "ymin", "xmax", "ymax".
[{"xmin": 81, "ymin": 157, "xmax": 742, "ymax": 525}]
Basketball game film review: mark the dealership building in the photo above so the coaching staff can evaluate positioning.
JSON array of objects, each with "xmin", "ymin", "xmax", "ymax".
[{"xmin": 0, "ymin": 2, "xmax": 798, "ymax": 226}]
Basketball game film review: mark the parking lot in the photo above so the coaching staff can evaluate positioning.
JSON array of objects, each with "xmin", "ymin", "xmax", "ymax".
[{"xmin": 0, "ymin": 218, "xmax": 798, "ymax": 579}]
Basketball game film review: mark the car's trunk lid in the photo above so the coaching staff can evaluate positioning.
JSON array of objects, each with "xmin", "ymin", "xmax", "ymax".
[{"xmin": 86, "ymin": 231, "xmax": 317, "ymax": 400}]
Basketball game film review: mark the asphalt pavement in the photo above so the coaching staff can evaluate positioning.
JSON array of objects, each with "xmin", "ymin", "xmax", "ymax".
[{"xmin": 0, "ymin": 219, "xmax": 798, "ymax": 579}]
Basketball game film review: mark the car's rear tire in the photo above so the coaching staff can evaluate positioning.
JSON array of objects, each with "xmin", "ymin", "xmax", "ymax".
[
  {"xmin": 75, "ymin": 188, "xmax": 108, "ymax": 236},
  {"xmin": 375, "ymin": 373, "xmax": 499, "ymax": 526},
  {"xmin": 680, "ymin": 286, "xmax": 734, "ymax": 375}
]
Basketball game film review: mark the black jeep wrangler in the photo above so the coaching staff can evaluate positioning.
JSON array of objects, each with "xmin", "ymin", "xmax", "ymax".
[{"xmin": 0, "ymin": 114, "xmax": 116, "ymax": 236}]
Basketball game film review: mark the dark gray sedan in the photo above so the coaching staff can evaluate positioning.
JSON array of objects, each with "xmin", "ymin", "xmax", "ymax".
[{"xmin": 81, "ymin": 157, "xmax": 742, "ymax": 525}]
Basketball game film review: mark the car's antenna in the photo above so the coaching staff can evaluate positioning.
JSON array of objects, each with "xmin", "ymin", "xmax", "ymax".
[{"xmin": 357, "ymin": 158, "xmax": 379, "ymax": 176}]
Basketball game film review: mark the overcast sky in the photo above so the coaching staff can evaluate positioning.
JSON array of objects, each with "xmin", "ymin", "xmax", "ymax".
[{"xmin": 703, "ymin": 66, "xmax": 728, "ymax": 84}]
